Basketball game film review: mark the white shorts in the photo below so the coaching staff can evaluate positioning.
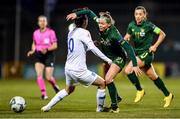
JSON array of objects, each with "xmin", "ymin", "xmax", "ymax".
[{"xmin": 65, "ymin": 69, "xmax": 98, "ymax": 87}]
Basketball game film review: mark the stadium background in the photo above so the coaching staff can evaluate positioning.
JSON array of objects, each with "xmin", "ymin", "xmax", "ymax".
[{"xmin": 0, "ymin": 0, "xmax": 180, "ymax": 79}]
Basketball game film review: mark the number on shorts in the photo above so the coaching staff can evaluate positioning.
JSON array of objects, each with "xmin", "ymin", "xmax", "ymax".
[{"xmin": 68, "ymin": 38, "xmax": 74, "ymax": 52}]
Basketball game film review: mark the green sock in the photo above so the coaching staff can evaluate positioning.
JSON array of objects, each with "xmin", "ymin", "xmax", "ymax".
[
  {"xmin": 153, "ymin": 77, "xmax": 170, "ymax": 96},
  {"xmin": 127, "ymin": 72, "xmax": 142, "ymax": 91},
  {"xmin": 107, "ymin": 82, "xmax": 118, "ymax": 109}
]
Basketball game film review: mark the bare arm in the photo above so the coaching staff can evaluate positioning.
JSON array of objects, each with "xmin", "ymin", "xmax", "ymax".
[
  {"xmin": 27, "ymin": 41, "xmax": 35, "ymax": 57},
  {"xmin": 47, "ymin": 42, "xmax": 58, "ymax": 51},
  {"xmin": 149, "ymin": 30, "xmax": 166, "ymax": 53}
]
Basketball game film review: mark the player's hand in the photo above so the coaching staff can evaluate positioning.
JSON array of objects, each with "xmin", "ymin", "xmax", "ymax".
[
  {"xmin": 66, "ymin": 13, "xmax": 77, "ymax": 21},
  {"xmin": 132, "ymin": 66, "xmax": 142, "ymax": 76},
  {"xmin": 27, "ymin": 50, "xmax": 34, "ymax": 57},
  {"xmin": 41, "ymin": 49, "xmax": 48, "ymax": 54},
  {"xmin": 149, "ymin": 45, "xmax": 157, "ymax": 53}
]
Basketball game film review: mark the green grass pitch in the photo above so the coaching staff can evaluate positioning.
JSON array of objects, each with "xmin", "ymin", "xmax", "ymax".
[{"xmin": 0, "ymin": 77, "xmax": 180, "ymax": 118}]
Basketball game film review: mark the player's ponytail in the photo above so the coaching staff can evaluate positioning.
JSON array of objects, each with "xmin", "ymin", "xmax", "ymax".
[
  {"xmin": 99, "ymin": 11, "xmax": 115, "ymax": 25},
  {"xmin": 135, "ymin": 6, "xmax": 148, "ymax": 20}
]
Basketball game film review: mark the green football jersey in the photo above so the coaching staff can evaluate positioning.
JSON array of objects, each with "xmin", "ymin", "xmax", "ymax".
[
  {"xmin": 99, "ymin": 25, "xmax": 127, "ymax": 59},
  {"xmin": 127, "ymin": 20, "xmax": 161, "ymax": 55},
  {"xmin": 76, "ymin": 9, "xmax": 138, "ymax": 66}
]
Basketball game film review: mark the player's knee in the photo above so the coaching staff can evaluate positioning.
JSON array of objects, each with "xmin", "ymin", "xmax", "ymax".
[
  {"xmin": 99, "ymin": 80, "xmax": 106, "ymax": 89},
  {"xmin": 147, "ymin": 73, "xmax": 157, "ymax": 80},
  {"xmin": 45, "ymin": 75, "xmax": 51, "ymax": 81},
  {"xmin": 124, "ymin": 67, "xmax": 132, "ymax": 75}
]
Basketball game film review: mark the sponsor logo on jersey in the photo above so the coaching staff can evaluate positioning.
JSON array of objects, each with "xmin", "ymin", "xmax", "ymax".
[
  {"xmin": 50, "ymin": 63, "xmax": 54, "ymax": 67},
  {"xmin": 100, "ymin": 39, "xmax": 111, "ymax": 46},
  {"xmin": 44, "ymin": 38, "xmax": 50, "ymax": 44}
]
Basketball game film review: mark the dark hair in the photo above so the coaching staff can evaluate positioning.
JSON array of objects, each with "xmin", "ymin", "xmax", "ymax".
[{"xmin": 72, "ymin": 8, "xmax": 88, "ymax": 27}]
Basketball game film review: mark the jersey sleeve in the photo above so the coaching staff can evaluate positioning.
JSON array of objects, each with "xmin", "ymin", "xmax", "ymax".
[
  {"xmin": 76, "ymin": 9, "xmax": 98, "ymax": 22},
  {"xmin": 76, "ymin": 9, "xmax": 99, "ymax": 30},
  {"xmin": 149, "ymin": 22, "xmax": 161, "ymax": 34},
  {"xmin": 33, "ymin": 31, "xmax": 36, "ymax": 43},
  {"xmin": 80, "ymin": 31, "xmax": 112, "ymax": 63},
  {"xmin": 50, "ymin": 30, "xmax": 57, "ymax": 43},
  {"xmin": 112, "ymin": 28, "xmax": 124, "ymax": 43},
  {"xmin": 120, "ymin": 40, "xmax": 137, "ymax": 66},
  {"xmin": 127, "ymin": 23, "xmax": 133, "ymax": 35}
]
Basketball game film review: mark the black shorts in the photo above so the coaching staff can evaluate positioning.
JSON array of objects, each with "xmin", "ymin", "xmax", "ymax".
[{"xmin": 34, "ymin": 51, "xmax": 55, "ymax": 67}]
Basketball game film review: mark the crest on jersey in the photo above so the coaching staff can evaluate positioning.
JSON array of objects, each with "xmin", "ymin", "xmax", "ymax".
[
  {"xmin": 44, "ymin": 38, "xmax": 50, "ymax": 44},
  {"xmin": 140, "ymin": 28, "xmax": 145, "ymax": 37}
]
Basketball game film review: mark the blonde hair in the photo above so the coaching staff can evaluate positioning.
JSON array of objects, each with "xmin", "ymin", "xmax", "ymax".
[
  {"xmin": 99, "ymin": 11, "xmax": 115, "ymax": 25},
  {"xmin": 135, "ymin": 6, "xmax": 148, "ymax": 20}
]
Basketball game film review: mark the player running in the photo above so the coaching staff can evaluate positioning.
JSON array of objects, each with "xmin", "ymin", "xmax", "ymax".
[
  {"xmin": 66, "ymin": 8, "xmax": 142, "ymax": 113},
  {"xmin": 41, "ymin": 9, "xmax": 112, "ymax": 112},
  {"xmin": 27, "ymin": 15, "xmax": 60, "ymax": 100},
  {"xmin": 124, "ymin": 6, "xmax": 174, "ymax": 107}
]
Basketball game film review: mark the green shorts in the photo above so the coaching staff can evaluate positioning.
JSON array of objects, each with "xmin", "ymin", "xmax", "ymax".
[
  {"xmin": 112, "ymin": 56, "xmax": 126, "ymax": 69},
  {"xmin": 137, "ymin": 51, "xmax": 154, "ymax": 67}
]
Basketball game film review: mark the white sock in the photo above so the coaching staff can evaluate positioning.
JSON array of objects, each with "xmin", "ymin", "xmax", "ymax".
[
  {"xmin": 46, "ymin": 89, "xmax": 68, "ymax": 108},
  {"xmin": 96, "ymin": 89, "xmax": 106, "ymax": 111}
]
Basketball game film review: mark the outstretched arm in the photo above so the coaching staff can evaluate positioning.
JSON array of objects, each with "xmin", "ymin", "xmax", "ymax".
[
  {"xmin": 66, "ymin": 9, "xmax": 98, "ymax": 24},
  {"xmin": 120, "ymin": 40, "xmax": 142, "ymax": 76},
  {"xmin": 89, "ymin": 41, "xmax": 112, "ymax": 64}
]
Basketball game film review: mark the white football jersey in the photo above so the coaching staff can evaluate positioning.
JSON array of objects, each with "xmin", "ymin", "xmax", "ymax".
[{"xmin": 65, "ymin": 27, "xmax": 111, "ymax": 71}]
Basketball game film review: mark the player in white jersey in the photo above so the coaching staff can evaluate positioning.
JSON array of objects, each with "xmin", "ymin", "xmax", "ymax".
[{"xmin": 41, "ymin": 9, "xmax": 112, "ymax": 112}]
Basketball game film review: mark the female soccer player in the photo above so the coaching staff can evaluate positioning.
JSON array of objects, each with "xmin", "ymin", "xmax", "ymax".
[
  {"xmin": 41, "ymin": 9, "xmax": 112, "ymax": 112},
  {"xmin": 66, "ymin": 8, "xmax": 142, "ymax": 113},
  {"xmin": 27, "ymin": 15, "xmax": 60, "ymax": 100},
  {"xmin": 124, "ymin": 6, "xmax": 173, "ymax": 108}
]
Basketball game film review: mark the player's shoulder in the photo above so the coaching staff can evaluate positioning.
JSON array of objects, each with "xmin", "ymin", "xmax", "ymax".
[
  {"xmin": 144, "ymin": 20, "xmax": 156, "ymax": 28},
  {"xmin": 33, "ymin": 29, "xmax": 40, "ymax": 35},
  {"xmin": 47, "ymin": 28, "xmax": 55, "ymax": 33},
  {"xmin": 128, "ymin": 20, "xmax": 136, "ymax": 27},
  {"xmin": 77, "ymin": 28, "xmax": 90, "ymax": 34}
]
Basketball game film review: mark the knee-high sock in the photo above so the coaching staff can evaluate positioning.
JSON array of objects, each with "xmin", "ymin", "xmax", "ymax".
[
  {"xmin": 96, "ymin": 89, "xmax": 106, "ymax": 111},
  {"xmin": 46, "ymin": 89, "xmax": 68, "ymax": 108},
  {"xmin": 127, "ymin": 72, "xmax": 142, "ymax": 91},
  {"xmin": 153, "ymin": 77, "xmax": 170, "ymax": 96},
  {"xmin": 107, "ymin": 82, "xmax": 118, "ymax": 109},
  {"xmin": 37, "ymin": 76, "xmax": 46, "ymax": 96}
]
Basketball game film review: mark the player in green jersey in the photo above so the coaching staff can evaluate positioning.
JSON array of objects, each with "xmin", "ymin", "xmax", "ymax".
[
  {"xmin": 124, "ymin": 6, "xmax": 174, "ymax": 108},
  {"xmin": 66, "ymin": 8, "xmax": 142, "ymax": 113}
]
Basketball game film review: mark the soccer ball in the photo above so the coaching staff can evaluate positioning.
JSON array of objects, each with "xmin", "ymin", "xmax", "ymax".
[{"xmin": 9, "ymin": 96, "xmax": 26, "ymax": 113}]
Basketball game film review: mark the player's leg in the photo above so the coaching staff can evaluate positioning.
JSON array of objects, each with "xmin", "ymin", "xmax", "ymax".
[
  {"xmin": 105, "ymin": 63, "xmax": 121, "ymax": 113},
  {"xmin": 35, "ymin": 62, "xmax": 47, "ymax": 100},
  {"xmin": 144, "ymin": 64, "xmax": 174, "ymax": 107},
  {"xmin": 41, "ymin": 70, "xmax": 75, "ymax": 112},
  {"xmin": 124, "ymin": 57, "xmax": 145, "ymax": 103},
  {"xmin": 41, "ymin": 85, "xmax": 75, "ymax": 112},
  {"xmin": 91, "ymin": 75, "xmax": 106, "ymax": 112},
  {"xmin": 45, "ymin": 67, "xmax": 60, "ymax": 93},
  {"xmin": 103, "ymin": 63, "xmax": 122, "ymax": 103}
]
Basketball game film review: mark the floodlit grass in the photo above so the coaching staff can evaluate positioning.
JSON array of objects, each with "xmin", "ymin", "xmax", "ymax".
[{"xmin": 0, "ymin": 77, "xmax": 179, "ymax": 118}]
